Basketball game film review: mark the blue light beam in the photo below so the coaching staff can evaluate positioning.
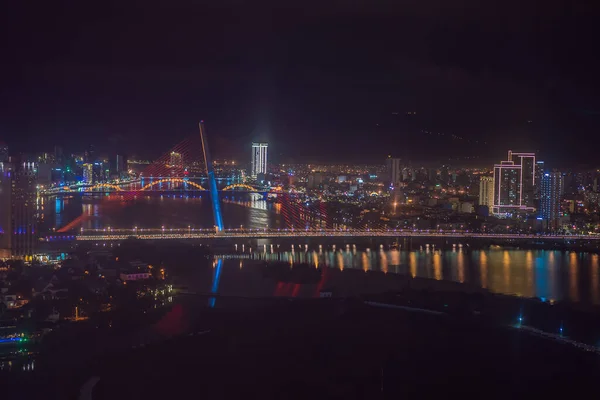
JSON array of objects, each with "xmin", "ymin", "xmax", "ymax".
[
  {"xmin": 208, "ymin": 258, "xmax": 223, "ymax": 308},
  {"xmin": 199, "ymin": 121, "xmax": 224, "ymax": 231}
]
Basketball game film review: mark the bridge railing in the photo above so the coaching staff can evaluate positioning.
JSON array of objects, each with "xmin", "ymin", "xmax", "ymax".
[
  {"xmin": 40, "ymin": 180, "xmax": 267, "ymax": 195},
  {"xmin": 41, "ymin": 228, "xmax": 600, "ymax": 242}
]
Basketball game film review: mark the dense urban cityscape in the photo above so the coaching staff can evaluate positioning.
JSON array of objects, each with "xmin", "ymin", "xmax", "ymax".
[
  {"xmin": 4, "ymin": 1, "xmax": 600, "ymax": 398},
  {"xmin": 2, "ymin": 136, "xmax": 600, "ymax": 259},
  {"xmin": 3, "ymin": 129, "xmax": 600, "ymax": 372}
]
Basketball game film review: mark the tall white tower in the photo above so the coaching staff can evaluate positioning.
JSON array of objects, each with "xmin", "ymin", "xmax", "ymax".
[{"xmin": 251, "ymin": 142, "xmax": 268, "ymax": 178}]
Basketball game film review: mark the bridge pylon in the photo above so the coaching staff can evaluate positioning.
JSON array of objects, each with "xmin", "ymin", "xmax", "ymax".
[{"xmin": 199, "ymin": 121, "xmax": 224, "ymax": 232}]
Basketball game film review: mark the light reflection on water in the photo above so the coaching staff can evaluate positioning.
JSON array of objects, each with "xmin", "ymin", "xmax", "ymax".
[
  {"xmin": 592, "ymin": 255, "xmax": 599, "ymax": 305},
  {"xmin": 41, "ymin": 193, "xmax": 285, "ymax": 232},
  {"xmin": 217, "ymin": 249, "xmax": 600, "ymax": 305},
  {"xmin": 41, "ymin": 195, "xmax": 600, "ymax": 305},
  {"xmin": 569, "ymin": 252, "xmax": 579, "ymax": 302},
  {"xmin": 480, "ymin": 251, "xmax": 488, "ymax": 289}
]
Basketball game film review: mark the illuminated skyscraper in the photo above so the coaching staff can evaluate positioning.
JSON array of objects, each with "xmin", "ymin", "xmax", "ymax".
[
  {"xmin": 93, "ymin": 161, "xmax": 107, "ymax": 183},
  {"xmin": 492, "ymin": 151, "xmax": 536, "ymax": 216},
  {"xmin": 0, "ymin": 161, "xmax": 12, "ymax": 258},
  {"xmin": 508, "ymin": 151, "xmax": 536, "ymax": 207},
  {"xmin": 535, "ymin": 160, "xmax": 545, "ymax": 199},
  {"xmin": 479, "ymin": 176, "xmax": 494, "ymax": 213},
  {"xmin": 539, "ymin": 172, "xmax": 564, "ymax": 230},
  {"xmin": 82, "ymin": 163, "xmax": 93, "ymax": 184},
  {"xmin": 385, "ymin": 156, "xmax": 402, "ymax": 185},
  {"xmin": 493, "ymin": 161, "xmax": 521, "ymax": 216},
  {"xmin": 251, "ymin": 142, "xmax": 268, "ymax": 178},
  {"xmin": 10, "ymin": 161, "xmax": 37, "ymax": 258}
]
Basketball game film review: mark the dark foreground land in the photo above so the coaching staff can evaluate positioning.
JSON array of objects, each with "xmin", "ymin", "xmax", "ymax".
[{"xmin": 4, "ymin": 295, "xmax": 600, "ymax": 400}]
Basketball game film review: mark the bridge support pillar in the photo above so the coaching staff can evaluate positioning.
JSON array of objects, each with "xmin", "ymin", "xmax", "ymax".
[{"xmin": 199, "ymin": 121, "xmax": 224, "ymax": 232}]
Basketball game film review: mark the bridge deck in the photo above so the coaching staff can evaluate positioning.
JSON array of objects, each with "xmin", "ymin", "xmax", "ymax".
[{"xmin": 43, "ymin": 230, "xmax": 600, "ymax": 242}]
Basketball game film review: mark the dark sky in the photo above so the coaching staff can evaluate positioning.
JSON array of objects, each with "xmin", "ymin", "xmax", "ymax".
[{"xmin": 2, "ymin": 0, "xmax": 600, "ymax": 166}]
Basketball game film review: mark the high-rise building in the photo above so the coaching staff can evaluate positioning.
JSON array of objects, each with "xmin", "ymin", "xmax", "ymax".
[
  {"xmin": 109, "ymin": 154, "xmax": 128, "ymax": 179},
  {"xmin": 10, "ymin": 161, "xmax": 37, "ymax": 258},
  {"xmin": 492, "ymin": 151, "xmax": 536, "ymax": 216},
  {"xmin": 479, "ymin": 176, "xmax": 494, "ymax": 212},
  {"xmin": 0, "ymin": 161, "xmax": 12, "ymax": 258},
  {"xmin": 0, "ymin": 142, "xmax": 8, "ymax": 162},
  {"xmin": 116, "ymin": 154, "xmax": 127, "ymax": 177},
  {"xmin": 493, "ymin": 161, "xmax": 521, "ymax": 215},
  {"xmin": 539, "ymin": 172, "xmax": 564, "ymax": 230},
  {"xmin": 508, "ymin": 151, "xmax": 536, "ymax": 207},
  {"xmin": 54, "ymin": 145, "xmax": 63, "ymax": 163},
  {"xmin": 82, "ymin": 163, "xmax": 93, "ymax": 184},
  {"xmin": 36, "ymin": 162, "xmax": 52, "ymax": 186},
  {"xmin": 251, "ymin": 142, "xmax": 268, "ymax": 178},
  {"xmin": 385, "ymin": 156, "xmax": 402, "ymax": 186},
  {"xmin": 93, "ymin": 161, "xmax": 108, "ymax": 183},
  {"xmin": 170, "ymin": 152, "xmax": 183, "ymax": 169},
  {"xmin": 402, "ymin": 168, "xmax": 410, "ymax": 182},
  {"xmin": 535, "ymin": 160, "xmax": 545, "ymax": 199},
  {"xmin": 563, "ymin": 172, "xmax": 576, "ymax": 195}
]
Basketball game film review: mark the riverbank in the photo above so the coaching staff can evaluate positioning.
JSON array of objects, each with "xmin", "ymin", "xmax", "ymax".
[
  {"xmin": 9, "ymin": 294, "xmax": 600, "ymax": 399},
  {"xmin": 4, "ymin": 270, "xmax": 600, "ymax": 399}
]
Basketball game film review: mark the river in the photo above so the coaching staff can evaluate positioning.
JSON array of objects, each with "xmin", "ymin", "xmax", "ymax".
[
  {"xmin": 177, "ymin": 249, "xmax": 600, "ymax": 306},
  {"xmin": 41, "ymin": 192, "xmax": 285, "ymax": 231},
  {"xmin": 40, "ymin": 193, "xmax": 600, "ymax": 304}
]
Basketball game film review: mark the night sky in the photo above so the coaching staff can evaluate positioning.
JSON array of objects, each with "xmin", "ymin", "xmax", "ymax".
[{"xmin": 2, "ymin": 1, "xmax": 600, "ymax": 166}]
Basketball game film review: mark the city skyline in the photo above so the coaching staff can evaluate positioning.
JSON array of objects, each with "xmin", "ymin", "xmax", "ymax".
[
  {"xmin": 0, "ymin": 134, "xmax": 594, "ymax": 170},
  {"xmin": 3, "ymin": 3, "xmax": 600, "ymax": 394}
]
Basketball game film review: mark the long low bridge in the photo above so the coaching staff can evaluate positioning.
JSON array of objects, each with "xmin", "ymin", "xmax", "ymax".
[{"xmin": 42, "ymin": 228, "xmax": 600, "ymax": 242}]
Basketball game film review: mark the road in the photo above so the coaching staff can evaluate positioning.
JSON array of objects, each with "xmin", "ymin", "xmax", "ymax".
[{"xmin": 42, "ymin": 228, "xmax": 600, "ymax": 242}]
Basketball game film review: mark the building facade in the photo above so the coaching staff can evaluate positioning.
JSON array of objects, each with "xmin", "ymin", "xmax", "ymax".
[
  {"xmin": 535, "ymin": 160, "xmax": 545, "ymax": 199},
  {"xmin": 508, "ymin": 151, "xmax": 536, "ymax": 207},
  {"xmin": 10, "ymin": 161, "xmax": 37, "ymax": 258},
  {"xmin": 539, "ymin": 172, "xmax": 564, "ymax": 230},
  {"xmin": 492, "ymin": 151, "xmax": 536, "ymax": 217},
  {"xmin": 82, "ymin": 163, "xmax": 93, "ymax": 184},
  {"xmin": 0, "ymin": 162, "xmax": 12, "ymax": 258},
  {"xmin": 493, "ymin": 161, "xmax": 521, "ymax": 215},
  {"xmin": 251, "ymin": 142, "xmax": 268, "ymax": 178},
  {"xmin": 115, "ymin": 154, "xmax": 127, "ymax": 178},
  {"xmin": 385, "ymin": 156, "xmax": 402, "ymax": 186},
  {"xmin": 478, "ymin": 176, "xmax": 494, "ymax": 212}
]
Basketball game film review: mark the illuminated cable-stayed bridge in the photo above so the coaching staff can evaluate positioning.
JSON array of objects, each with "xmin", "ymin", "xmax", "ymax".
[
  {"xmin": 44, "ymin": 122, "xmax": 589, "ymax": 245},
  {"xmin": 42, "ymin": 123, "xmax": 326, "ymax": 236}
]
